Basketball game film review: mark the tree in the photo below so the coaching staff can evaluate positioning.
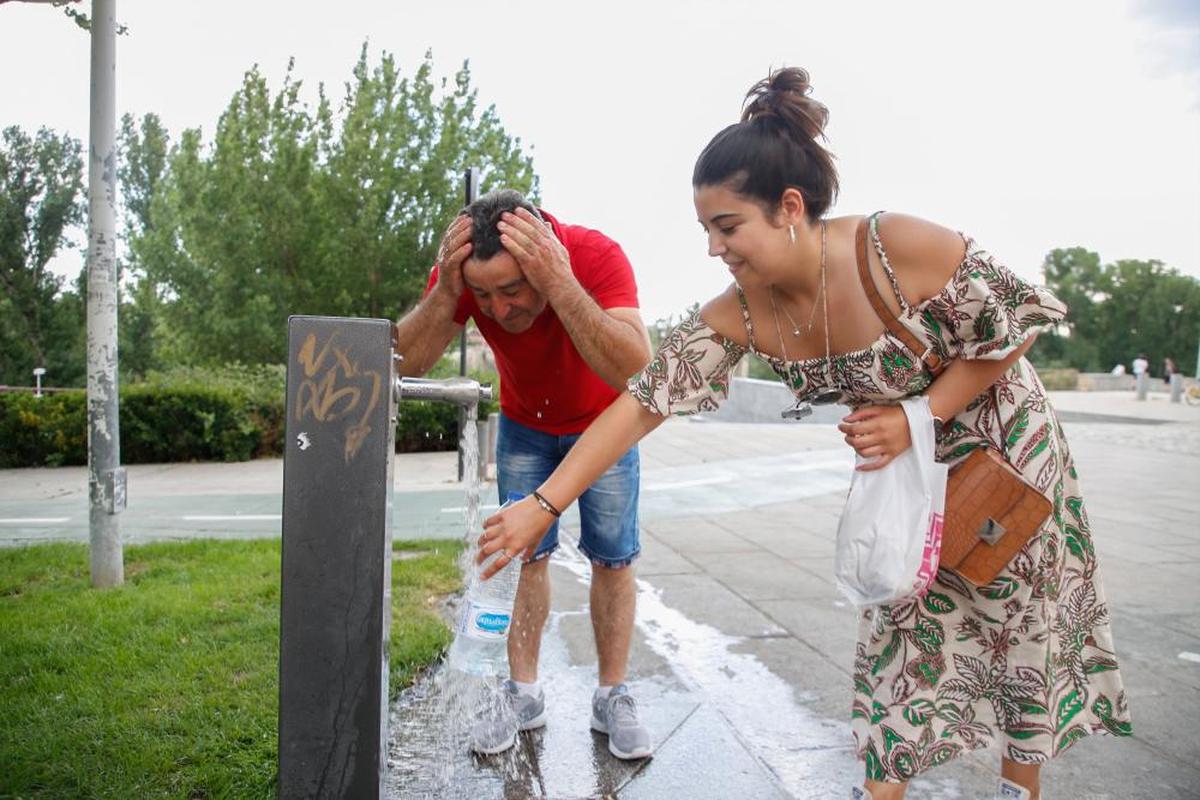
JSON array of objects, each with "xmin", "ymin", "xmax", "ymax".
[
  {"xmin": 1027, "ymin": 248, "xmax": 1104, "ymax": 370},
  {"xmin": 124, "ymin": 47, "xmax": 539, "ymax": 366},
  {"xmin": 0, "ymin": 0, "xmax": 127, "ymax": 35},
  {"xmin": 1030, "ymin": 248, "xmax": 1200, "ymax": 375},
  {"xmin": 116, "ymin": 113, "xmax": 170, "ymax": 379},
  {"xmin": 0, "ymin": 125, "xmax": 86, "ymax": 385}
]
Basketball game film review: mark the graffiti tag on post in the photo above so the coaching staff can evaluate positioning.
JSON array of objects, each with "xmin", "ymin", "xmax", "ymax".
[{"xmin": 294, "ymin": 332, "xmax": 383, "ymax": 462}]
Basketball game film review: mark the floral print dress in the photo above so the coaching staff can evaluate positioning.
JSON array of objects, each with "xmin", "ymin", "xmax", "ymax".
[{"xmin": 627, "ymin": 213, "xmax": 1131, "ymax": 782}]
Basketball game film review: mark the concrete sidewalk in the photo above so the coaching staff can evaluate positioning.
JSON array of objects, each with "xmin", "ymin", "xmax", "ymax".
[
  {"xmin": 399, "ymin": 410, "xmax": 1195, "ymax": 799},
  {"xmin": 2, "ymin": 392, "xmax": 1198, "ymax": 798}
]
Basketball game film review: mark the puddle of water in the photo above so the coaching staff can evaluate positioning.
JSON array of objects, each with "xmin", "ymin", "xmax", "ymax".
[
  {"xmin": 383, "ymin": 593, "xmax": 655, "ymax": 799},
  {"xmin": 385, "ymin": 526, "xmax": 663, "ymax": 798},
  {"xmin": 385, "ymin": 413, "xmax": 548, "ymax": 798},
  {"xmin": 387, "ymin": 500, "xmax": 968, "ymax": 798},
  {"xmin": 553, "ymin": 542, "xmax": 860, "ymax": 797},
  {"xmin": 387, "ymin": 526, "xmax": 855, "ymax": 797},
  {"xmin": 385, "ymin": 666, "xmax": 536, "ymax": 799}
]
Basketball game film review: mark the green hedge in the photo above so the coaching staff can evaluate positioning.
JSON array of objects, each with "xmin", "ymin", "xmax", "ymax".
[
  {"xmin": 0, "ymin": 361, "xmax": 499, "ymax": 468},
  {"xmin": 0, "ymin": 390, "xmax": 88, "ymax": 467}
]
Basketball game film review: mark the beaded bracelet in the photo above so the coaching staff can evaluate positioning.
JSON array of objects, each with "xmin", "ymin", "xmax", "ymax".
[{"xmin": 531, "ymin": 490, "xmax": 562, "ymax": 518}]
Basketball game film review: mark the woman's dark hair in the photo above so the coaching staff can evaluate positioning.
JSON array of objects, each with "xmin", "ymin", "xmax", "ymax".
[
  {"xmin": 461, "ymin": 189, "xmax": 543, "ymax": 260},
  {"xmin": 693, "ymin": 67, "xmax": 839, "ymax": 221}
]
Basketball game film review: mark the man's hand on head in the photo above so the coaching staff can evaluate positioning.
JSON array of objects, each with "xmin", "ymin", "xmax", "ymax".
[
  {"xmin": 433, "ymin": 215, "xmax": 474, "ymax": 300},
  {"xmin": 498, "ymin": 207, "xmax": 573, "ymax": 298}
]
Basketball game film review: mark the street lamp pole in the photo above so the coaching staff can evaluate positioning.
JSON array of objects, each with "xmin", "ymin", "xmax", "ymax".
[
  {"xmin": 456, "ymin": 167, "xmax": 480, "ymax": 481},
  {"xmin": 86, "ymin": 0, "xmax": 124, "ymax": 587}
]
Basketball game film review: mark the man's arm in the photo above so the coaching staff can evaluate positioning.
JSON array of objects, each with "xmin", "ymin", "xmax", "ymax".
[
  {"xmin": 497, "ymin": 208, "xmax": 652, "ymax": 389},
  {"xmin": 545, "ymin": 295, "xmax": 651, "ymax": 390},
  {"xmin": 391, "ymin": 215, "xmax": 472, "ymax": 377},
  {"xmin": 391, "ymin": 290, "xmax": 463, "ymax": 377}
]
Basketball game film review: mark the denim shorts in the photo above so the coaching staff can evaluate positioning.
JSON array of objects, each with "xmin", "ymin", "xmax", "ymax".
[{"xmin": 496, "ymin": 413, "xmax": 640, "ymax": 568}]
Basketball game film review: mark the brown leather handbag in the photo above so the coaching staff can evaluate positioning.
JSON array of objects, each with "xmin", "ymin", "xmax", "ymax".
[
  {"xmin": 937, "ymin": 446, "xmax": 1051, "ymax": 584},
  {"xmin": 855, "ymin": 216, "xmax": 1052, "ymax": 586}
]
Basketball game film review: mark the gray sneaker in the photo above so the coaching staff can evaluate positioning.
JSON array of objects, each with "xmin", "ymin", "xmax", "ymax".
[
  {"xmin": 469, "ymin": 680, "xmax": 547, "ymax": 755},
  {"xmin": 590, "ymin": 683, "xmax": 652, "ymax": 759}
]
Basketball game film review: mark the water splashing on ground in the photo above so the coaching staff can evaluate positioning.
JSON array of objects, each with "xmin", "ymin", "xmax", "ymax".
[{"xmin": 383, "ymin": 411, "xmax": 539, "ymax": 798}]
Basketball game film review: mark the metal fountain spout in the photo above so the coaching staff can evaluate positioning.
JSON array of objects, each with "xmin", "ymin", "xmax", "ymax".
[
  {"xmin": 393, "ymin": 358, "xmax": 494, "ymax": 541},
  {"xmin": 395, "ymin": 376, "xmax": 494, "ymax": 407}
]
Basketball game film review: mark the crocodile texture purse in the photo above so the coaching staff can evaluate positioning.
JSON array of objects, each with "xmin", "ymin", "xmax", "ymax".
[
  {"xmin": 855, "ymin": 215, "xmax": 1052, "ymax": 586},
  {"xmin": 938, "ymin": 446, "xmax": 1051, "ymax": 584}
]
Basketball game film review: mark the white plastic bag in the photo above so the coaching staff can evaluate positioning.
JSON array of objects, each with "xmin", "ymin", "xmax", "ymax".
[{"xmin": 834, "ymin": 396, "xmax": 948, "ymax": 607}]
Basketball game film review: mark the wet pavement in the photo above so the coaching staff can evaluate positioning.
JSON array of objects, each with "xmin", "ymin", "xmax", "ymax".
[{"xmin": 2, "ymin": 391, "xmax": 1198, "ymax": 798}]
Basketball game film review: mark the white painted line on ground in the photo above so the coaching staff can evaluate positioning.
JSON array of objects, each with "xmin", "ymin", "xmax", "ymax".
[
  {"xmin": 181, "ymin": 514, "xmax": 281, "ymax": 522},
  {"xmin": 644, "ymin": 476, "xmax": 732, "ymax": 491},
  {"xmin": 0, "ymin": 517, "xmax": 70, "ymax": 524},
  {"xmin": 783, "ymin": 459, "xmax": 853, "ymax": 472},
  {"xmin": 1179, "ymin": 651, "xmax": 1200, "ymax": 664},
  {"xmin": 438, "ymin": 504, "xmax": 500, "ymax": 514}
]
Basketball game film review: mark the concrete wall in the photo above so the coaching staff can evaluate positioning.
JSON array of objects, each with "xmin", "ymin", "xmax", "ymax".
[
  {"xmin": 696, "ymin": 372, "xmax": 1180, "ymax": 426},
  {"xmin": 1078, "ymin": 372, "xmax": 1135, "ymax": 392},
  {"xmin": 703, "ymin": 377, "xmax": 849, "ymax": 424}
]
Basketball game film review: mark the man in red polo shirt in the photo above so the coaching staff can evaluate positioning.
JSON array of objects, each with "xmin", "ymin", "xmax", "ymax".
[{"xmin": 392, "ymin": 189, "xmax": 653, "ymax": 759}]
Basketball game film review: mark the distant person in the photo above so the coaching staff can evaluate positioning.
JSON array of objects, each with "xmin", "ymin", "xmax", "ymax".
[
  {"xmin": 391, "ymin": 189, "xmax": 654, "ymax": 760},
  {"xmin": 1163, "ymin": 357, "xmax": 1178, "ymax": 384},
  {"xmin": 477, "ymin": 68, "xmax": 1131, "ymax": 799},
  {"xmin": 1110, "ymin": 363, "xmax": 1126, "ymax": 376},
  {"xmin": 1132, "ymin": 354, "xmax": 1149, "ymax": 378}
]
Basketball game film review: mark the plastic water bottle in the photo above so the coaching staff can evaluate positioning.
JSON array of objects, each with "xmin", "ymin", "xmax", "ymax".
[{"xmin": 446, "ymin": 493, "xmax": 524, "ymax": 677}]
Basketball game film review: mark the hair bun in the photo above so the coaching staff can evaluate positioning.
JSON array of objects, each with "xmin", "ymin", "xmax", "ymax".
[{"xmin": 741, "ymin": 67, "xmax": 829, "ymax": 142}]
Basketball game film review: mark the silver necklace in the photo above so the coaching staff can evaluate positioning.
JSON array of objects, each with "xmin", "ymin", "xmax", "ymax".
[
  {"xmin": 769, "ymin": 220, "xmax": 827, "ymax": 362},
  {"xmin": 779, "ymin": 220, "xmax": 842, "ymax": 418},
  {"xmin": 770, "ymin": 280, "xmax": 822, "ymax": 338}
]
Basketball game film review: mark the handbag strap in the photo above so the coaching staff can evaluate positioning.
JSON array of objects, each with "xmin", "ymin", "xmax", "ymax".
[
  {"xmin": 852, "ymin": 215, "xmax": 1020, "ymax": 460},
  {"xmin": 855, "ymin": 215, "xmax": 945, "ymax": 376},
  {"xmin": 991, "ymin": 383, "xmax": 1010, "ymax": 460}
]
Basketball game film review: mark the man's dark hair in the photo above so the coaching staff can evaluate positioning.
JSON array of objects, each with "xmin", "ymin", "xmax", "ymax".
[{"xmin": 461, "ymin": 189, "xmax": 543, "ymax": 260}]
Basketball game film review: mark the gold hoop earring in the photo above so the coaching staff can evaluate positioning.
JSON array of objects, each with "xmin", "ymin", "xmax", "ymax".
[{"xmin": 788, "ymin": 224, "xmax": 796, "ymax": 245}]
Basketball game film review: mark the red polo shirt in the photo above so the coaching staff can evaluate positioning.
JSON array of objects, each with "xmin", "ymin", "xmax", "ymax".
[{"xmin": 423, "ymin": 210, "xmax": 640, "ymax": 435}]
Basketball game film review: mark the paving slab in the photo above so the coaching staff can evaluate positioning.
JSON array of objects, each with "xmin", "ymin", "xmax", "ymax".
[
  {"xmin": 633, "ymin": 533, "xmax": 702, "ymax": 577},
  {"xmin": 618, "ymin": 703, "xmax": 792, "ymax": 800}
]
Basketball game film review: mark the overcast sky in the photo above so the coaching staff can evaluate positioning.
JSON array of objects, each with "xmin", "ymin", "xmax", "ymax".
[{"xmin": 3, "ymin": 0, "xmax": 1198, "ymax": 321}]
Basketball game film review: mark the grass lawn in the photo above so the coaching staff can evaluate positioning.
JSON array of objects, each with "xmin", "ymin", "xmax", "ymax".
[{"xmin": 0, "ymin": 538, "xmax": 463, "ymax": 800}]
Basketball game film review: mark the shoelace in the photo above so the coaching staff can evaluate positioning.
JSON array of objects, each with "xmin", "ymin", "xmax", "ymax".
[{"xmin": 608, "ymin": 693, "xmax": 639, "ymax": 729}]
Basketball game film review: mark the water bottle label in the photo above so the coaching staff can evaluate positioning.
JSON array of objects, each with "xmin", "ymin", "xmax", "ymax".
[{"xmin": 458, "ymin": 599, "xmax": 512, "ymax": 641}]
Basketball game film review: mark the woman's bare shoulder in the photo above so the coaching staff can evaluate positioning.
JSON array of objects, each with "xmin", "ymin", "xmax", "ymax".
[
  {"xmin": 699, "ymin": 284, "xmax": 750, "ymax": 348},
  {"xmin": 875, "ymin": 212, "xmax": 968, "ymax": 304}
]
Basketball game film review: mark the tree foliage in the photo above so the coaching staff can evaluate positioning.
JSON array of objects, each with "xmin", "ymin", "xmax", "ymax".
[
  {"xmin": 116, "ymin": 112, "xmax": 170, "ymax": 379},
  {"xmin": 1029, "ymin": 247, "xmax": 1200, "ymax": 375},
  {"xmin": 0, "ymin": 126, "xmax": 85, "ymax": 385},
  {"xmin": 122, "ymin": 46, "xmax": 539, "ymax": 366}
]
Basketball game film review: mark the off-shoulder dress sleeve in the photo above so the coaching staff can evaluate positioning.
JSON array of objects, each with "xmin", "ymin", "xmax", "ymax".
[
  {"xmin": 917, "ymin": 240, "xmax": 1068, "ymax": 361},
  {"xmin": 626, "ymin": 309, "xmax": 748, "ymax": 416}
]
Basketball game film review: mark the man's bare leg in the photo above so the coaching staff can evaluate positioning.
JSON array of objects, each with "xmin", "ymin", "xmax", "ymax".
[
  {"xmin": 590, "ymin": 562, "xmax": 636, "ymax": 685},
  {"xmin": 507, "ymin": 558, "xmax": 550, "ymax": 683}
]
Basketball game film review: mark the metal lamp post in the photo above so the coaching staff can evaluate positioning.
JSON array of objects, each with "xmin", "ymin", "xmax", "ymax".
[{"xmin": 85, "ymin": 0, "xmax": 125, "ymax": 587}]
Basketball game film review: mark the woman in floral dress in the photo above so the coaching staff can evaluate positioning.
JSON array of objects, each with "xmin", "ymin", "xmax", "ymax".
[{"xmin": 476, "ymin": 67, "xmax": 1130, "ymax": 798}]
